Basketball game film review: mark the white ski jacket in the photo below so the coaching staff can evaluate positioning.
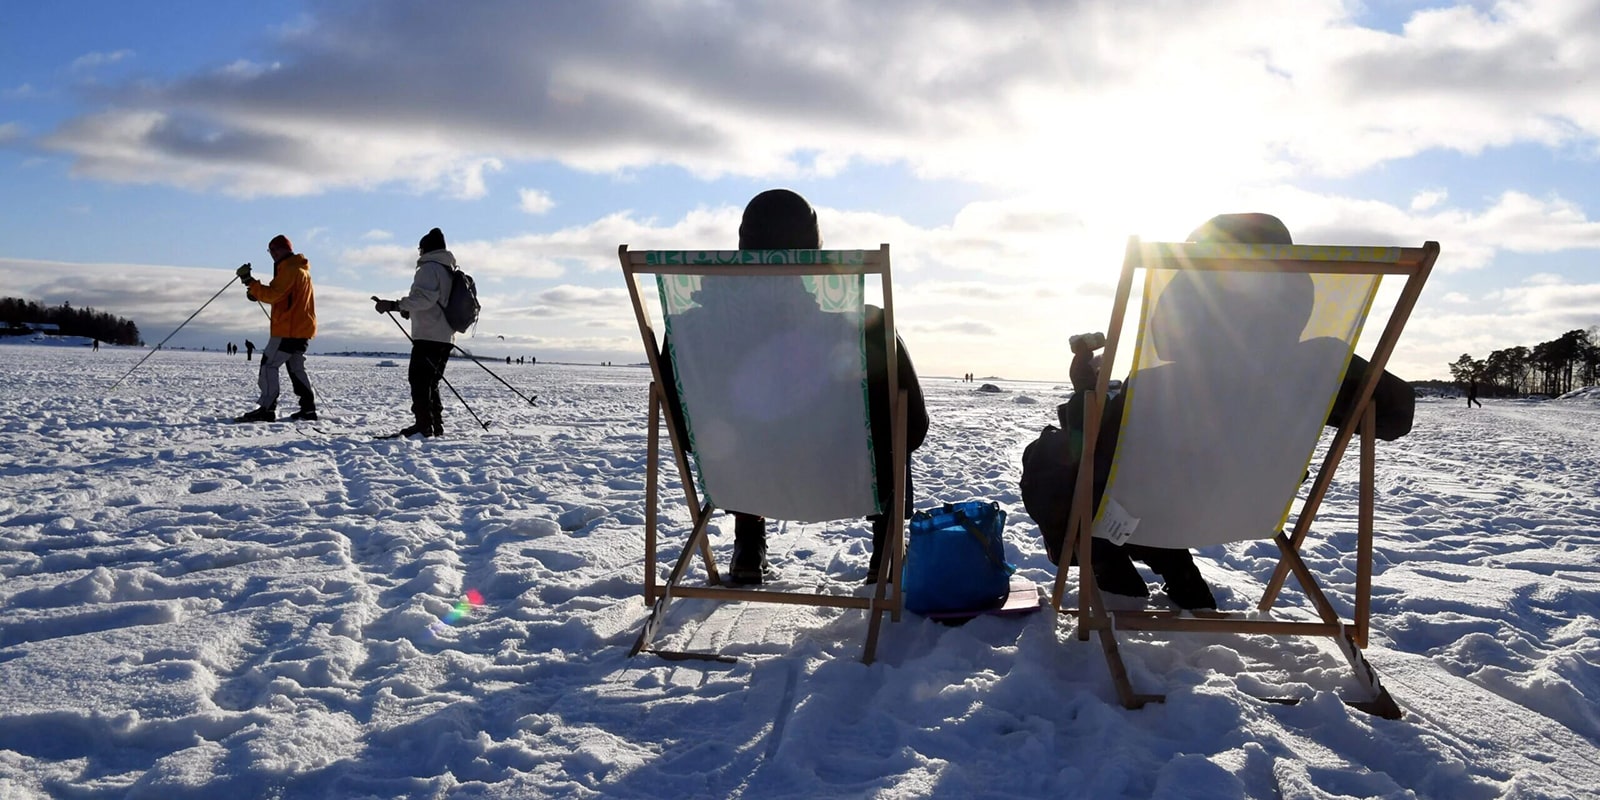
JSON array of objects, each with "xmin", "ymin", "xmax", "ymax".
[{"xmin": 397, "ymin": 249, "xmax": 457, "ymax": 344}]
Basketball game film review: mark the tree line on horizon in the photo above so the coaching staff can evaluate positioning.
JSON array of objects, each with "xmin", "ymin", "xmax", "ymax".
[
  {"xmin": 1449, "ymin": 326, "xmax": 1600, "ymax": 398},
  {"xmin": 1, "ymin": 296, "xmax": 142, "ymax": 346}
]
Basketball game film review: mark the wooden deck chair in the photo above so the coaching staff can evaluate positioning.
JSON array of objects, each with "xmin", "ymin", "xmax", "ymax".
[
  {"xmin": 1049, "ymin": 237, "xmax": 1438, "ymax": 718},
  {"xmin": 617, "ymin": 245, "xmax": 909, "ymax": 664}
]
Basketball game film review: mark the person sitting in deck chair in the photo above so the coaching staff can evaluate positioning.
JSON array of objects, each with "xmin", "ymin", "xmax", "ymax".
[
  {"xmin": 1074, "ymin": 213, "xmax": 1413, "ymax": 608},
  {"xmin": 658, "ymin": 189, "xmax": 930, "ymax": 585},
  {"xmin": 1030, "ymin": 214, "xmax": 1303, "ymax": 608}
]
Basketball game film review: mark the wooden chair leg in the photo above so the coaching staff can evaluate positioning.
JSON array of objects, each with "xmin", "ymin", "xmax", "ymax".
[
  {"xmin": 1356, "ymin": 405, "xmax": 1376, "ymax": 648},
  {"xmin": 645, "ymin": 392, "xmax": 660, "ymax": 604},
  {"xmin": 863, "ymin": 604, "xmax": 885, "ymax": 665},
  {"xmin": 1333, "ymin": 626, "xmax": 1403, "ymax": 719},
  {"xmin": 629, "ymin": 508, "xmax": 716, "ymax": 657},
  {"xmin": 1096, "ymin": 630, "xmax": 1149, "ymax": 709}
]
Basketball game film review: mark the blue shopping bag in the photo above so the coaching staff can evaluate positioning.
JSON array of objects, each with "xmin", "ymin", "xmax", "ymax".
[{"xmin": 903, "ymin": 501, "xmax": 1015, "ymax": 614}]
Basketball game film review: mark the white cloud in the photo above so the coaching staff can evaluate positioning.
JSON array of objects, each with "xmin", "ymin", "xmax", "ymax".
[
  {"xmin": 31, "ymin": 1, "xmax": 1600, "ymax": 208},
  {"xmin": 42, "ymin": 109, "xmax": 508, "ymax": 198},
  {"xmin": 518, "ymin": 188, "xmax": 555, "ymax": 215},
  {"xmin": 217, "ymin": 60, "xmax": 276, "ymax": 80},
  {"xmin": 20, "ymin": 0, "xmax": 1600, "ymax": 382},
  {"xmin": 69, "ymin": 50, "xmax": 133, "ymax": 73},
  {"xmin": 0, "ymin": 122, "xmax": 22, "ymax": 144},
  {"xmin": 9, "ymin": 179, "xmax": 1594, "ymax": 381},
  {"xmin": 1411, "ymin": 190, "xmax": 1448, "ymax": 211},
  {"xmin": 1227, "ymin": 187, "xmax": 1600, "ymax": 273},
  {"xmin": 384, "ymin": 193, "xmax": 1600, "ymax": 379},
  {"xmin": 1409, "ymin": 274, "xmax": 1600, "ymax": 372}
]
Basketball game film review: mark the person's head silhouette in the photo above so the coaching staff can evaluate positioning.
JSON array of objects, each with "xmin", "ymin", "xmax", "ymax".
[
  {"xmin": 695, "ymin": 189, "xmax": 823, "ymax": 312},
  {"xmin": 739, "ymin": 189, "xmax": 821, "ymax": 249},
  {"xmin": 1149, "ymin": 213, "xmax": 1312, "ymax": 363}
]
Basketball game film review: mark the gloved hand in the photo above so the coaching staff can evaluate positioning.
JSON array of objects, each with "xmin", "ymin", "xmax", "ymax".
[
  {"xmin": 374, "ymin": 298, "xmax": 400, "ymax": 314},
  {"xmin": 236, "ymin": 263, "xmax": 254, "ymax": 283},
  {"xmin": 1069, "ymin": 331, "xmax": 1106, "ymax": 355}
]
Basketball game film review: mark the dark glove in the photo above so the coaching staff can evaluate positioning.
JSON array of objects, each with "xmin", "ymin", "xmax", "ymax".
[
  {"xmin": 374, "ymin": 298, "xmax": 400, "ymax": 314},
  {"xmin": 399, "ymin": 309, "xmax": 410, "ymax": 320},
  {"xmin": 1069, "ymin": 331, "xmax": 1105, "ymax": 355},
  {"xmin": 236, "ymin": 263, "xmax": 253, "ymax": 283}
]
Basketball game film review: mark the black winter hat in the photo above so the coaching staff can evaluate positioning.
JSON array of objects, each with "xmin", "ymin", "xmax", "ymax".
[
  {"xmin": 1186, "ymin": 213, "xmax": 1293, "ymax": 245},
  {"xmin": 419, "ymin": 227, "xmax": 446, "ymax": 253},
  {"xmin": 738, "ymin": 189, "xmax": 820, "ymax": 249}
]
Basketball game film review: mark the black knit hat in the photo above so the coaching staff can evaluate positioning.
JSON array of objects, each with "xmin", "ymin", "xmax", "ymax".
[
  {"xmin": 1186, "ymin": 213, "xmax": 1293, "ymax": 245},
  {"xmin": 738, "ymin": 189, "xmax": 820, "ymax": 249},
  {"xmin": 419, "ymin": 227, "xmax": 446, "ymax": 253}
]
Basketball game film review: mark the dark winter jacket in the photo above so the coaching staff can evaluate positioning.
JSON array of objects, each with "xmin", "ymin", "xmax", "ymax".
[{"xmin": 1326, "ymin": 354, "xmax": 1415, "ymax": 441}]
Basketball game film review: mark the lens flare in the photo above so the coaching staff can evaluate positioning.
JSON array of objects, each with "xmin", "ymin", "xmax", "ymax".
[{"xmin": 428, "ymin": 589, "xmax": 484, "ymax": 637}]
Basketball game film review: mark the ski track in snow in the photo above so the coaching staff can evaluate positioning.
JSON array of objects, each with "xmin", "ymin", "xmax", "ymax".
[{"xmin": 0, "ymin": 344, "xmax": 1597, "ymax": 799}]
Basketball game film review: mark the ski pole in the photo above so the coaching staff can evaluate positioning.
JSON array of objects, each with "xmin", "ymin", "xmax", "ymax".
[
  {"xmin": 450, "ymin": 343, "xmax": 538, "ymax": 405},
  {"xmin": 378, "ymin": 305, "xmax": 490, "ymax": 431},
  {"xmin": 109, "ymin": 273, "xmax": 240, "ymax": 392}
]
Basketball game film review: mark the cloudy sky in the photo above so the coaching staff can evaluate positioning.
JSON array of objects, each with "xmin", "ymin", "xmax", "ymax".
[{"xmin": 4, "ymin": 0, "xmax": 1599, "ymax": 381}]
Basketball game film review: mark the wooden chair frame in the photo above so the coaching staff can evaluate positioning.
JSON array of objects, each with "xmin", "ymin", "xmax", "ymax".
[
  {"xmin": 1049, "ymin": 238, "xmax": 1439, "ymax": 718},
  {"xmin": 618, "ymin": 244, "xmax": 909, "ymax": 664}
]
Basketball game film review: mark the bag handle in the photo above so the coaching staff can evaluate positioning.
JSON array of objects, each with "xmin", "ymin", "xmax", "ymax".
[{"xmin": 947, "ymin": 503, "xmax": 1011, "ymax": 573}]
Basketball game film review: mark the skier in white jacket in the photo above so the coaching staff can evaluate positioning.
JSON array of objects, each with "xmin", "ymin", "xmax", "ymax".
[{"xmin": 374, "ymin": 227, "xmax": 456, "ymax": 438}]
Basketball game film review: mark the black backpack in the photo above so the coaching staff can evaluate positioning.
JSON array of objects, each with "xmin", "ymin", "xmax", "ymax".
[
  {"xmin": 437, "ymin": 262, "xmax": 480, "ymax": 334},
  {"xmin": 1019, "ymin": 423, "xmax": 1080, "ymax": 565}
]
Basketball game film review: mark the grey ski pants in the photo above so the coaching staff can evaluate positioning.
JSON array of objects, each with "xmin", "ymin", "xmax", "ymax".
[{"xmin": 256, "ymin": 336, "xmax": 316, "ymax": 412}]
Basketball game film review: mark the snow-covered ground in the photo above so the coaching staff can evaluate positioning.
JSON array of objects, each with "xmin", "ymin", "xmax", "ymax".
[{"xmin": 1, "ymin": 343, "xmax": 1597, "ymax": 799}]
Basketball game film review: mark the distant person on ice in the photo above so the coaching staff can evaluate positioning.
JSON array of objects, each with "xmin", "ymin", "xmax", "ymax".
[
  {"xmin": 245, "ymin": 340, "xmax": 256, "ymax": 361},
  {"xmin": 1467, "ymin": 376, "xmax": 1483, "ymax": 408},
  {"xmin": 373, "ymin": 227, "xmax": 457, "ymax": 438},
  {"xmin": 234, "ymin": 235, "xmax": 319, "ymax": 423}
]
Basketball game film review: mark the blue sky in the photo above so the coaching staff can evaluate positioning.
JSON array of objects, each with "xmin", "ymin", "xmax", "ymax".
[{"xmin": 4, "ymin": 0, "xmax": 1599, "ymax": 381}]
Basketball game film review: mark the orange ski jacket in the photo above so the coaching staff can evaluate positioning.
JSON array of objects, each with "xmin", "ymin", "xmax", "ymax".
[{"xmin": 247, "ymin": 254, "xmax": 317, "ymax": 339}]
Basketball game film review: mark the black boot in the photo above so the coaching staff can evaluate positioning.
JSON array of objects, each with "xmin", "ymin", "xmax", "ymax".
[
  {"xmin": 288, "ymin": 408, "xmax": 318, "ymax": 422},
  {"xmin": 1134, "ymin": 546, "xmax": 1217, "ymax": 610},
  {"xmin": 235, "ymin": 405, "xmax": 276, "ymax": 423},
  {"xmin": 395, "ymin": 420, "xmax": 433, "ymax": 438},
  {"xmin": 1091, "ymin": 539, "xmax": 1150, "ymax": 599},
  {"xmin": 728, "ymin": 513, "xmax": 768, "ymax": 585}
]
